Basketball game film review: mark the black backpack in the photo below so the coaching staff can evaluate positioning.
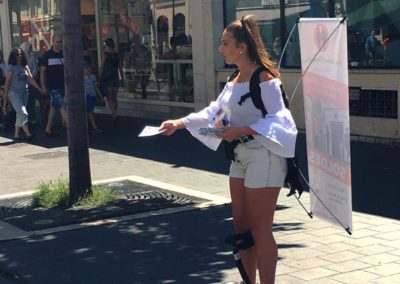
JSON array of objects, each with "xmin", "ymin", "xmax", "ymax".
[{"xmin": 227, "ymin": 66, "xmax": 305, "ymax": 196}]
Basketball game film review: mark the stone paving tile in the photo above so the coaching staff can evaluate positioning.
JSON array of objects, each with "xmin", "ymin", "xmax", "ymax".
[
  {"xmin": 319, "ymin": 250, "xmax": 366, "ymax": 263},
  {"xmin": 276, "ymin": 263, "xmax": 301, "ymax": 276},
  {"xmin": 351, "ymin": 221, "xmax": 375, "ymax": 230},
  {"xmin": 304, "ymin": 227, "xmax": 346, "ymax": 237},
  {"xmin": 312, "ymin": 234, "xmax": 352, "ymax": 245},
  {"xmin": 356, "ymin": 216, "xmax": 396, "ymax": 226},
  {"xmin": 276, "ymin": 232, "xmax": 316, "ymax": 242},
  {"xmin": 352, "ymin": 244, "xmax": 397, "ymax": 256},
  {"xmin": 275, "ymin": 274, "xmax": 302, "ymax": 284},
  {"xmin": 383, "ymin": 239, "xmax": 400, "ymax": 249},
  {"xmin": 282, "ymin": 257, "xmax": 333, "ymax": 270},
  {"xmin": 323, "ymin": 259, "xmax": 372, "ymax": 273},
  {"xmin": 374, "ymin": 231, "xmax": 400, "ymax": 241},
  {"xmin": 370, "ymin": 223, "xmax": 400, "ymax": 233},
  {"xmin": 314, "ymin": 242, "xmax": 357, "ymax": 254},
  {"xmin": 282, "ymin": 247, "xmax": 328, "ymax": 261},
  {"xmin": 371, "ymin": 274, "xmax": 400, "ymax": 284},
  {"xmin": 390, "ymin": 249, "xmax": 400, "ymax": 256},
  {"xmin": 304, "ymin": 221, "xmax": 336, "ymax": 229},
  {"xmin": 343, "ymin": 236, "xmax": 382, "ymax": 247},
  {"xmin": 358, "ymin": 252, "xmax": 400, "ymax": 266},
  {"xmin": 307, "ymin": 278, "xmax": 345, "ymax": 284},
  {"xmin": 365, "ymin": 262, "xmax": 400, "ymax": 277},
  {"xmin": 329, "ymin": 270, "xmax": 380, "ymax": 283},
  {"xmin": 288, "ymin": 266, "xmax": 338, "ymax": 281},
  {"xmin": 349, "ymin": 228, "xmax": 381, "ymax": 239}
]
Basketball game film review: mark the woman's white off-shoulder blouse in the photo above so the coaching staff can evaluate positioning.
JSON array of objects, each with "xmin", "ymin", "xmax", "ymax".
[{"xmin": 181, "ymin": 78, "xmax": 298, "ymax": 158}]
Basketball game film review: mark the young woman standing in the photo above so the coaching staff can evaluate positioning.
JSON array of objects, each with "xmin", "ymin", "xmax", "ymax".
[{"xmin": 159, "ymin": 15, "xmax": 298, "ymax": 284}]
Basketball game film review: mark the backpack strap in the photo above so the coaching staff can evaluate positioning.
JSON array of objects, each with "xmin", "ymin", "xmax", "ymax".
[
  {"xmin": 237, "ymin": 66, "xmax": 267, "ymax": 116},
  {"xmin": 237, "ymin": 66, "xmax": 290, "ymax": 117},
  {"xmin": 227, "ymin": 69, "xmax": 240, "ymax": 82}
]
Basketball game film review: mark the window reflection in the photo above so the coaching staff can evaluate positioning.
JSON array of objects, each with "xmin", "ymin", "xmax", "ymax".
[
  {"xmin": 99, "ymin": 0, "xmax": 193, "ymax": 102},
  {"xmin": 224, "ymin": 0, "xmax": 400, "ymax": 69},
  {"xmin": 8, "ymin": 0, "xmax": 62, "ymax": 53},
  {"xmin": 347, "ymin": 0, "xmax": 400, "ymax": 68}
]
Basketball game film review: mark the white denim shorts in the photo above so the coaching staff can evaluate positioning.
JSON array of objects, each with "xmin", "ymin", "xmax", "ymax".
[{"xmin": 229, "ymin": 139, "xmax": 288, "ymax": 188}]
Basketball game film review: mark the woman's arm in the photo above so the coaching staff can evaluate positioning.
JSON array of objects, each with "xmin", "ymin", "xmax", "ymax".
[
  {"xmin": 40, "ymin": 65, "xmax": 47, "ymax": 94},
  {"xmin": 99, "ymin": 54, "xmax": 105, "ymax": 77},
  {"xmin": 3, "ymin": 70, "xmax": 13, "ymax": 98},
  {"xmin": 118, "ymin": 55, "xmax": 124, "ymax": 80},
  {"xmin": 159, "ymin": 119, "xmax": 185, "ymax": 136},
  {"xmin": 27, "ymin": 69, "xmax": 42, "ymax": 93}
]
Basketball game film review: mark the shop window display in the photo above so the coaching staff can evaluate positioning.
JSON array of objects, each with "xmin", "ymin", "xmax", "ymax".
[
  {"xmin": 8, "ymin": 0, "xmax": 62, "ymax": 53},
  {"xmin": 224, "ymin": 0, "xmax": 400, "ymax": 69},
  {"xmin": 99, "ymin": 0, "xmax": 193, "ymax": 102},
  {"xmin": 8, "ymin": 0, "xmax": 98, "ymax": 68}
]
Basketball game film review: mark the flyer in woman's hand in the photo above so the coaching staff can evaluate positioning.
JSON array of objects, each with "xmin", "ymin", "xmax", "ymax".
[
  {"xmin": 138, "ymin": 126, "xmax": 165, "ymax": 137},
  {"xmin": 198, "ymin": 109, "xmax": 229, "ymax": 137}
]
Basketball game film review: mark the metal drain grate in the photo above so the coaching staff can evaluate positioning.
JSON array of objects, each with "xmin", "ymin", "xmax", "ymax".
[
  {"xmin": 0, "ymin": 179, "xmax": 208, "ymax": 231},
  {"xmin": 124, "ymin": 190, "xmax": 193, "ymax": 205},
  {"xmin": 0, "ymin": 196, "xmax": 32, "ymax": 213}
]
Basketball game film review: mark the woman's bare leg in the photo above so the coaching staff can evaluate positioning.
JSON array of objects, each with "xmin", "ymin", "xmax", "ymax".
[
  {"xmin": 245, "ymin": 187, "xmax": 280, "ymax": 284},
  {"xmin": 230, "ymin": 177, "xmax": 257, "ymax": 283}
]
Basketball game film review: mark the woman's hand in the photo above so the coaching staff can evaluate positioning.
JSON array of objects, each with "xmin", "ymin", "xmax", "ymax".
[
  {"xmin": 219, "ymin": 126, "xmax": 241, "ymax": 142},
  {"xmin": 220, "ymin": 126, "xmax": 256, "ymax": 142},
  {"xmin": 159, "ymin": 119, "xmax": 184, "ymax": 136}
]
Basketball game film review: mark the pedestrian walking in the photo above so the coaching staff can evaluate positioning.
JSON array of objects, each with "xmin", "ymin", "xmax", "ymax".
[
  {"xmin": 3, "ymin": 48, "xmax": 42, "ymax": 142},
  {"xmin": 20, "ymin": 42, "xmax": 41, "ymax": 126},
  {"xmin": 159, "ymin": 14, "xmax": 298, "ymax": 284},
  {"xmin": 84, "ymin": 63, "xmax": 102, "ymax": 133},
  {"xmin": 40, "ymin": 34, "xmax": 68, "ymax": 137},
  {"xmin": 99, "ymin": 38, "xmax": 123, "ymax": 122}
]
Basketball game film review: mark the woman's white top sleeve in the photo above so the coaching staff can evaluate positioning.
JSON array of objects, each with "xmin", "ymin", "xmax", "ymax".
[
  {"xmin": 249, "ymin": 80, "xmax": 297, "ymax": 158},
  {"xmin": 180, "ymin": 97, "xmax": 223, "ymax": 151},
  {"xmin": 180, "ymin": 78, "xmax": 298, "ymax": 157}
]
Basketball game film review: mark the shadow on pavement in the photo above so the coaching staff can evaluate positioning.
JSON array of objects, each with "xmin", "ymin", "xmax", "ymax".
[{"xmin": 0, "ymin": 205, "xmax": 304, "ymax": 284}]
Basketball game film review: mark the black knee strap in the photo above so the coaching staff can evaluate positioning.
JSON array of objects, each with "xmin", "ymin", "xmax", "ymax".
[{"xmin": 225, "ymin": 231, "xmax": 254, "ymax": 250}]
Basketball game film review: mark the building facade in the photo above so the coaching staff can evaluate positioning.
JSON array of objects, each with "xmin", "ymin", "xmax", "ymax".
[{"xmin": 0, "ymin": 0, "xmax": 399, "ymax": 139}]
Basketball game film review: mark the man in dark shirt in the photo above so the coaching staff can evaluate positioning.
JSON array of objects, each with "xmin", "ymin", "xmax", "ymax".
[{"xmin": 40, "ymin": 34, "xmax": 67, "ymax": 136}]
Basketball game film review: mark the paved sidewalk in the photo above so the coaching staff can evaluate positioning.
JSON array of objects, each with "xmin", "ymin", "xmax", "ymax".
[{"xmin": 0, "ymin": 115, "xmax": 399, "ymax": 283}]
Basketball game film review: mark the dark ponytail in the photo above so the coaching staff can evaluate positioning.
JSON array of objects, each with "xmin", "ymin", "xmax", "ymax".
[{"xmin": 226, "ymin": 14, "xmax": 280, "ymax": 79}]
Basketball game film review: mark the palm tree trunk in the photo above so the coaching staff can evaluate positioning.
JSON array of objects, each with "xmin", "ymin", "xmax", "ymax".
[{"xmin": 62, "ymin": 0, "xmax": 92, "ymax": 205}]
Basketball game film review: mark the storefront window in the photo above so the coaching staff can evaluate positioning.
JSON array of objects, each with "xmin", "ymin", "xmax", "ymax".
[
  {"xmin": 224, "ymin": 0, "xmax": 400, "ymax": 69},
  {"xmin": 224, "ymin": 0, "xmax": 329, "ymax": 68},
  {"xmin": 99, "ymin": 0, "xmax": 193, "ymax": 102},
  {"xmin": 8, "ymin": 0, "xmax": 62, "ymax": 53},
  {"xmin": 347, "ymin": 0, "xmax": 400, "ymax": 68},
  {"xmin": 8, "ymin": 0, "xmax": 99, "ymax": 77}
]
